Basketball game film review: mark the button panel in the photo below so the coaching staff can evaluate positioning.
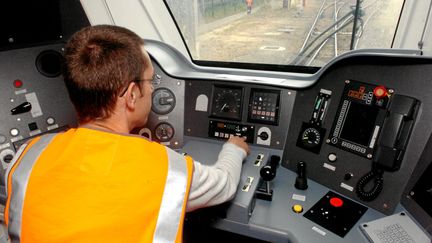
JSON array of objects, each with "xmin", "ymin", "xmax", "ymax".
[{"xmin": 208, "ymin": 120, "xmax": 254, "ymax": 143}]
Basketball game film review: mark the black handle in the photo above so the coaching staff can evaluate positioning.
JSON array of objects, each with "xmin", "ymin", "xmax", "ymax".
[
  {"xmin": 295, "ymin": 161, "xmax": 308, "ymax": 190},
  {"xmin": 11, "ymin": 102, "xmax": 32, "ymax": 115},
  {"xmin": 260, "ymin": 155, "xmax": 280, "ymax": 181},
  {"xmin": 374, "ymin": 94, "xmax": 419, "ymax": 171}
]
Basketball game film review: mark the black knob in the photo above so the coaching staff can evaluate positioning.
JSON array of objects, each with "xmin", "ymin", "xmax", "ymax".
[
  {"xmin": 258, "ymin": 131, "xmax": 269, "ymax": 140},
  {"xmin": 11, "ymin": 102, "xmax": 32, "ymax": 115},
  {"xmin": 3, "ymin": 154, "xmax": 14, "ymax": 163},
  {"xmin": 295, "ymin": 161, "xmax": 308, "ymax": 190},
  {"xmin": 260, "ymin": 155, "xmax": 280, "ymax": 181},
  {"xmin": 344, "ymin": 173, "xmax": 353, "ymax": 181},
  {"xmin": 260, "ymin": 166, "xmax": 276, "ymax": 181}
]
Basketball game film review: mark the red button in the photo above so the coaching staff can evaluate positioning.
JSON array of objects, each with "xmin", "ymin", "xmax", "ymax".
[
  {"xmin": 13, "ymin": 79, "xmax": 23, "ymax": 88},
  {"xmin": 373, "ymin": 86, "xmax": 387, "ymax": 99},
  {"xmin": 330, "ymin": 197, "xmax": 343, "ymax": 207}
]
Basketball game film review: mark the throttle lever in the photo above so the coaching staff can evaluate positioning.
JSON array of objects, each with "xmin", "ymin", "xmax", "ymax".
[{"xmin": 256, "ymin": 155, "xmax": 280, "ymax": 201}]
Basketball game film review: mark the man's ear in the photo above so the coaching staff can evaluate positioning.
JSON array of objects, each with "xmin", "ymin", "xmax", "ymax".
[{"xmin": 124, "ymin": 83, "xmax": 138, "ymax": 109}]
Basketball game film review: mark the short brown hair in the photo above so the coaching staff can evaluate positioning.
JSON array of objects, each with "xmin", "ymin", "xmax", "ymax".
[{"xmin": 63, "ymin": 25, "xmax": 146, "ymax": 123}]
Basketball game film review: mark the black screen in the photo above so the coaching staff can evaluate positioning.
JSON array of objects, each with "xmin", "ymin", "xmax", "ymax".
[
  {"xmin": 0, "ymin": 1, "xmax": 62, "ymax": 49},
  {"xmin": 412, "ymin": 162, "xmax": 432, "ymax": 218},
  {"xmin": 340, "ymin": 101, "xmax": 379, "ymax": 146}
]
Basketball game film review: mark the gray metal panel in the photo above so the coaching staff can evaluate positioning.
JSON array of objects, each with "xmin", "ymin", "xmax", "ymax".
[
  {"xmin": 184, "ymin": 80, "xmax": 295, "ymax": 150},
  {"xmin": 282, "ymin": 55, "xmax": 432, "ymax": 215},
  {"xmin": 143, "ymin": 61, "xmax": 185, "ymax": 149},
  {"xmin": 180, "ymin": 138, "xmax": 403, "ymax": 243},
  {"xmin": 248, "ymin": 167, "xmax": 387, "ymax": 243},
  {"xmin": 0, "ymin": 44, "xmax": 77, "ymax": 203}
]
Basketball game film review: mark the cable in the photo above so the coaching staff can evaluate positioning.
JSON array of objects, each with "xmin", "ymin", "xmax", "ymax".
[{"xmin": 355, "ymin": 168, "xmax": 384, "ymax": 201}]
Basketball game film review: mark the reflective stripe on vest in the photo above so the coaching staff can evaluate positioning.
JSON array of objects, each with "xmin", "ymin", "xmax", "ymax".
[
  {"xmin": 8, "ymin": 133, "xmax": 56, "ymax": 243},
  {"xmin": 4, "ymin": 144, "xmax": 27, "ymax": 196},
  {"xmin": 153, "ymin": 148, "xmax": 188, "ymax": 243}
]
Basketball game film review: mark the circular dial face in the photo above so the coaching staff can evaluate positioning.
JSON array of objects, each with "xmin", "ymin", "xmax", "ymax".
[
  {"xmin": 155, "ymin": 123, "xmax": 175, "ymax": 142},
  {"xmin": 152, "ymin": 88, "xmax": 176, "ymax": 115},
  {"xmin": 301, "ymin": 127, "xmax": 321, "ymax": 148},
  {"xmin": 211, "ymin": 86, "xmax": 243, "ymax": 120}
]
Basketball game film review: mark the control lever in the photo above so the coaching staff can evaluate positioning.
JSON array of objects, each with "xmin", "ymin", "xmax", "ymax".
[
  {"xmin": 294, "ymin": 161, "xmax": 308, "ymax": 190},
  {"xmin": 11, "ymin": 102, "xmax": 32, "ymax": 115},
  {"xmin": 256, "ymin": 155, "xmax": 280, "ymax": 201}
]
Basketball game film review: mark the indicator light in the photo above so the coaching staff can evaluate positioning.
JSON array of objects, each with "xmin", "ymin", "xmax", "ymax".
[
  {"xmin": 373, "ymin": 86, "xmax": 387, "ymax": 99},
  {"xmin": 13, "ymin": 79, "xmax": 23, "ymax": 88},
  {"xmin": 330, "ymin": 197, "xmax": 343, "ymax": 207}
]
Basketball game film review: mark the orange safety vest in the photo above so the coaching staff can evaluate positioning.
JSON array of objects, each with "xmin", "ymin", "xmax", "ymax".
[{"xmin": 4, "ymin": 128, "xmax": 193, "ymax": 243}]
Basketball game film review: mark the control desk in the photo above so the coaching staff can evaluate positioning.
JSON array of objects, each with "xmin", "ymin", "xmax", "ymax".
[
  {"xmin": 143, "ymin": 41, "xmax": 432, "ymax": 242},
  {"xmin": 0, "ymin": 41, "xmax": 431, "ymax": 242}
]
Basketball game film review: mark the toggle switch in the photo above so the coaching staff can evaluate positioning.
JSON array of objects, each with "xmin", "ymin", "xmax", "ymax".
[{"xmin": 11, "ymin": 102, "xmax": 32, "ymax": 115}]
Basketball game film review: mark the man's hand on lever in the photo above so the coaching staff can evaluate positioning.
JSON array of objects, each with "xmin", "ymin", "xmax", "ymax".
[{"xmin": 227, "ymin": 136, "xmax": 250, "ymax": 155}]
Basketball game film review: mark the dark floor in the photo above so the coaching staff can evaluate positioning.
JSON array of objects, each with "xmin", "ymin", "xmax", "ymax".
[
  {"xmin": 184, "ymin": 209, "xmax": 270, "ymax": 243},
  {"xmin": 184, "ymin": 222, "xmax": 270, "ymax": 243}
]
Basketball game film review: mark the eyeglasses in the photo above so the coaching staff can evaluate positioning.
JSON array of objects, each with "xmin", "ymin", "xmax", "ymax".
[{"xmin": 118, "ymin": 73, "xmax": 158, "ymax": 97}]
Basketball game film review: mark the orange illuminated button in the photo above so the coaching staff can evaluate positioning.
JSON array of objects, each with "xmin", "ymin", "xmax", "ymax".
[
  {"xmin": 330, "ymin": 197, "xmax": 343, "ymax": 207},
  {"xmin": 373, "ymin": 86, "xmax": 387, "ymax": 99}
]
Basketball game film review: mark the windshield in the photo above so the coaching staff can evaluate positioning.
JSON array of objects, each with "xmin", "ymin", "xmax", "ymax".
[{"xmin": 164, "ymin": 0, "xmax": 404, "ymax": 70}]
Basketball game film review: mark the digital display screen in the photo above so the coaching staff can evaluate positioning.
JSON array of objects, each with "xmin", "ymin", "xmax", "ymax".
[
  {"xmin": 248, "ymin": 89, "xmax": 280, "ymax": 125},
  {"xmin": 340, "ymin": 102, "xmax": 379, "ymax": 147}
]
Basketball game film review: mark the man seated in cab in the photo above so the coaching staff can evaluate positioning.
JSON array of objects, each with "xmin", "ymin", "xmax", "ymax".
[{"xmin": 4, "ymin": 25, "xmax": 249, "ymax": 243}]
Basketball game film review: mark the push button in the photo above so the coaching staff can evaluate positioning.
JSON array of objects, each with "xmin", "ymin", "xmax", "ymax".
[
  {"xmin": 0, "ymin": 135, "xmax": 6, "ymax": 144},
  {"xmin": 10, "ymin": 128, "xmax": 19, "ymax": 137},
  {"xmin": 13, "ymin": 79, "xmax": 23, "ymax": 88},
  {"xmin": 330, "ymin": 197, "xmax": 343, "ymax": 207},
  {"xmin": 46, "ymin": 117, "xmax": 55, "ymax": 125},
  {"xmin": 373, "ymin": 86, "xmax": 387, "ymax": 99},
  {"xmin": 292, "ymin": 204, "xmax": 303, "ymax": 213},
  {"xmin": 328, "ymin": 153, "xmax": 337, "ymax": 162},
  {"xmin": 28, "ymin": 122, "xmax": 38, "ymax": 131}
]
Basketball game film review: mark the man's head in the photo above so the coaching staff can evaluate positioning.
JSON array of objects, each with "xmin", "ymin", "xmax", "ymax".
[{"xmin": 63, "ymin": 25, "xmax": 153, "ymax": 127}]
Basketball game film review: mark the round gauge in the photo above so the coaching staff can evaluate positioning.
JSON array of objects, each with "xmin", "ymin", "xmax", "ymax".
[
  {"xmin": 301, "ymin": 127, "xmax": 321, "ymax": 148},
  {"xmin": 152, "ymin": 88, "xmax": 176, "ymax": 115},
  {"xmin": 155, "ymin": 122, "xmax": 175, "ymax": 142},
  {"xmin": 211, "ymin": 86, "xmax": 243, "ymax": 120}
]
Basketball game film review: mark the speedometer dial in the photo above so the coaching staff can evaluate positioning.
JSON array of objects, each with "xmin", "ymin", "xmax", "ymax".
[{"xmin": 211, "ymin": 85, "xmax": 243, "ymax": 120}]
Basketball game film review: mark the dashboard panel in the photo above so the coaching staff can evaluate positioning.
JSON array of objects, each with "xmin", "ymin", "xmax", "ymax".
[
  {"xmin": 144, "ymin": 42, "xmax": 432, "ymax": 242},
  {"xmin": 183, "ymin": 80, "xmax": 295, "ymax": 150},
  {"xmin": 0, "ymin": 41, "xmax": 431, "ymax": 242},
  {"xmin": 0, "ymin": 44, "xmax": 77, "ymax": 203}
]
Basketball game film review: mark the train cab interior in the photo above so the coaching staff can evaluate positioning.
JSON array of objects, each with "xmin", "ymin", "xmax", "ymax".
[{"xmin": 0, "ymin": 0, "xmax": 432, "ymax": 242}]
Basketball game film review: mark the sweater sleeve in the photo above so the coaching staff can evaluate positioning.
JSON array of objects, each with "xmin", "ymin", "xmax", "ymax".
[{"xmin": 186, "ymin": 142, "xmax": 247, "ymax": 212}]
